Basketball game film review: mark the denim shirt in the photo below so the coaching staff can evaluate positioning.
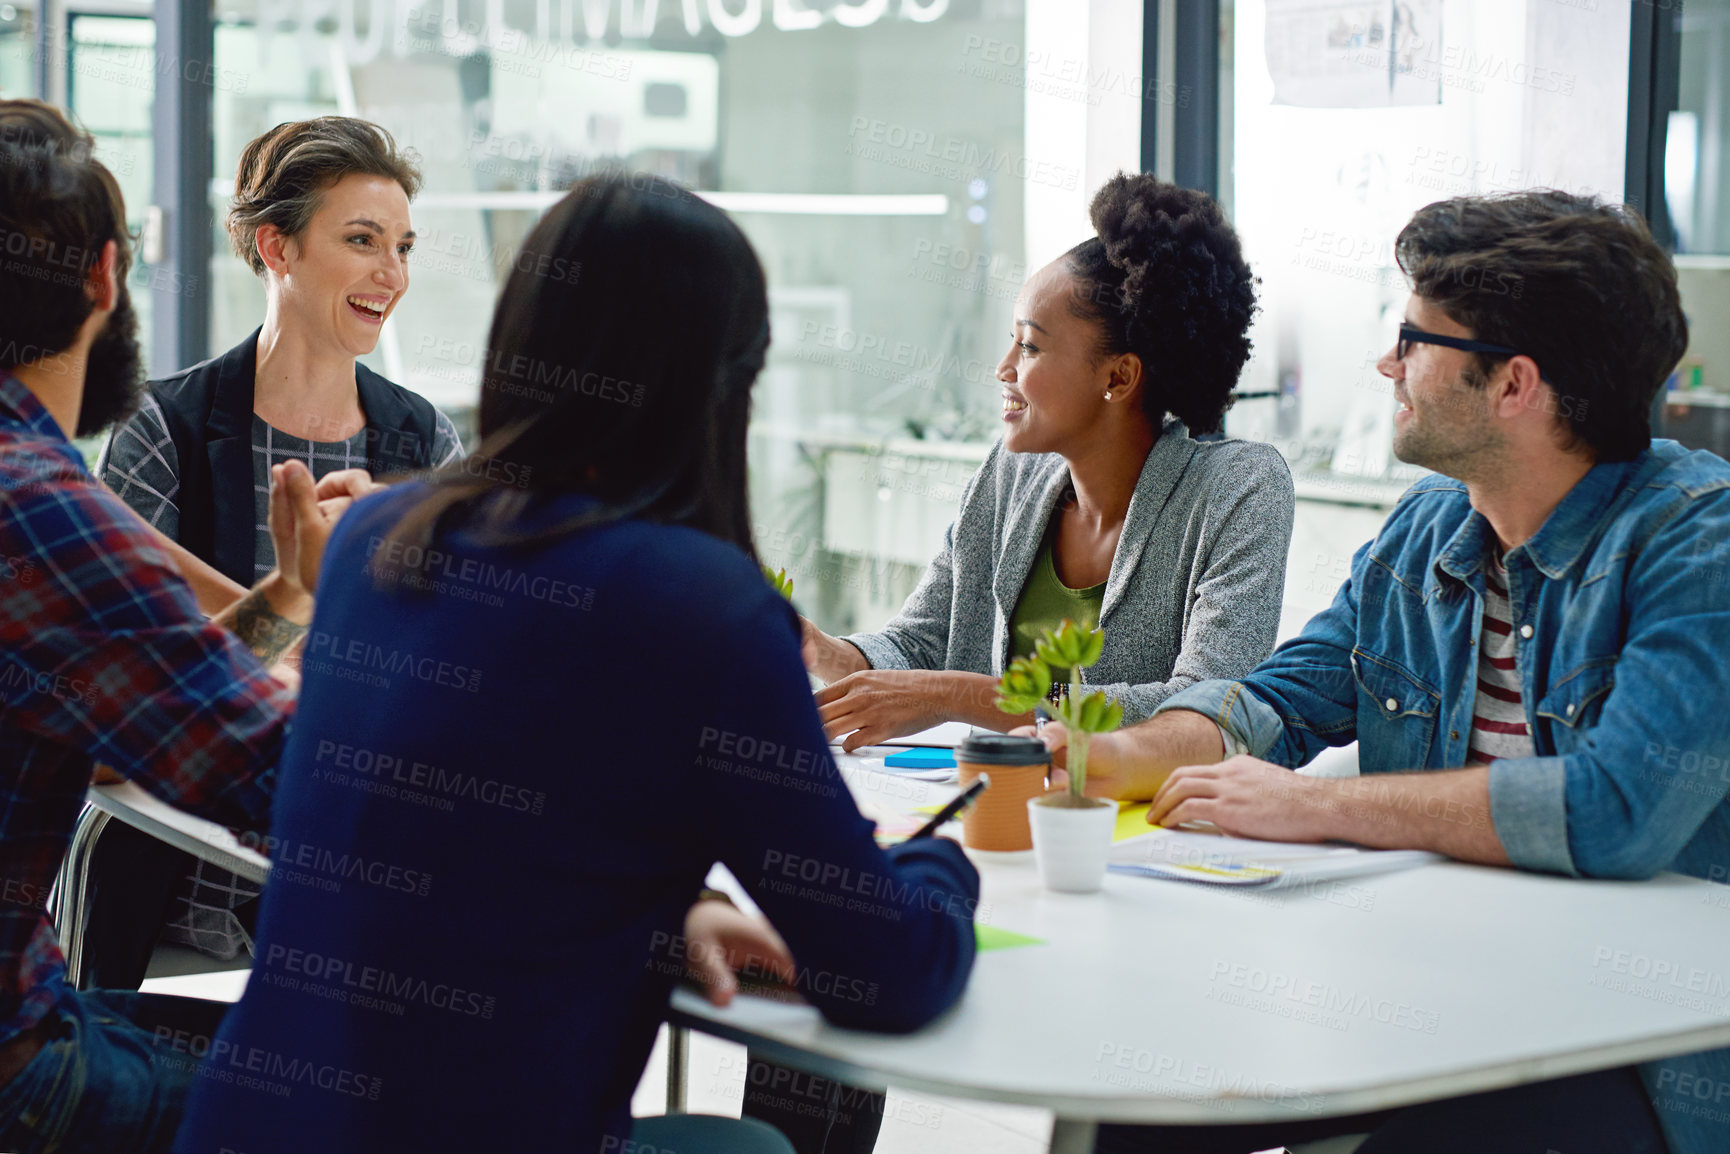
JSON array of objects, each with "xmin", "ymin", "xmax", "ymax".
[{"xmin": 1157, "ymin": 440, "xmax": 1730, "ymax": 1154}]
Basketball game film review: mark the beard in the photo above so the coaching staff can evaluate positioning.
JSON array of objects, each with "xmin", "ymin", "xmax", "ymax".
[
  {"xmin": 74, "ymin": 283, "xmax": 145, "ymax": 438},
  {"xmin": 1391, "ymin": 377, "xmax": 1501, "ymax": 481}
]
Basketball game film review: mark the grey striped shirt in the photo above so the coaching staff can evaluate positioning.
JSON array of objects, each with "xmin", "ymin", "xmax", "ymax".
[
  {"xmin": 97, "ymin": 391, "xmax": 463, "ymax": 959},
  {"xmin": 99, "ymin": 392, "xmax": 464, "ymax": 581}
]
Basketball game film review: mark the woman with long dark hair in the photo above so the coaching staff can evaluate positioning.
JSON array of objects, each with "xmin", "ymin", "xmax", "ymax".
[{"xmin": 173, "ymin": 174, "xmax": 979, "ymax": 1154}]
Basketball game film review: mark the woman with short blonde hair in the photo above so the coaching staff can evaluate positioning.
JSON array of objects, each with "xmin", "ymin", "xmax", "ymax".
[{"xmin": 90, "ymin": 116, "xmax": 464, "ymax": 978}]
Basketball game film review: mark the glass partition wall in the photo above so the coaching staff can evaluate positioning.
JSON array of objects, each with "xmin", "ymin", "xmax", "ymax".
[
  {"xmin": 67, "ymin": 12, "xmax": 157, "ymax": 374},
  {"xmin": 0, "ymin": 7, "xmax": 37, "ymax": 119},
  {"xmin": 1220, "ymin": 0, "xmax": 1630, "ymax": 484},
  {"xmin": 1215, "ymin": 0, "xmax": 1633, "ymax": 631},
  {"xmin": 24, "ymin": 2, "xmax": 1715, "ymax": 636},
  {"xmin": 1664, "ymin": 0, "xmax": 1730, "ymax": 457},
  {"xmin": 12, "ymin": 6, "xmax": 159, "ymax": 459},
  {"xmin": 181, "ymin": 0, "xmax": 1144, "ymax": 637}
]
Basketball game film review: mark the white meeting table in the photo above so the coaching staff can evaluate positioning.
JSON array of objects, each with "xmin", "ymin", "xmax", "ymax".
[
  {"xmin": 670, "ymin": 748, "xmax": 1730, "ymax": 1153},
  {"xmin": 85, "ymin": 781, "xmax": 271, "ymax": 882}
]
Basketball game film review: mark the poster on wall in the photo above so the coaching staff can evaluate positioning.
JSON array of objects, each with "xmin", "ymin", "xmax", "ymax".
[{"xmin": 1264, "ymin": 0, "xmax": 1443, "ymax": 107}]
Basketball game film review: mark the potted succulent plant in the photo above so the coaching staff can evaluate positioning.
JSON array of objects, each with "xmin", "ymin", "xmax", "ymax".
[{"xmin": 996, "ymin": 619, "xmax": 1124, "ymax": 892}]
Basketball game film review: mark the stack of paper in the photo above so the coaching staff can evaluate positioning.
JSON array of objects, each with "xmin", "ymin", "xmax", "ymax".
[
  {"xmin": 836, "ymin": 722, "xmax": 977, "ymax": 784},
  {"xmin": 882, "ymin": 721, "xmax": 977, "ymax": 748},
  {"xmin": 1109, "ymin": 827, "xmax": 1440, "ymax": 888}
]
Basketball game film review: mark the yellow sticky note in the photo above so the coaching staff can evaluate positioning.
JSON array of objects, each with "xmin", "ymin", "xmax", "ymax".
[{"xmin": 1113, "ymin": 802, "xmax": 1152, "ymax": 841}]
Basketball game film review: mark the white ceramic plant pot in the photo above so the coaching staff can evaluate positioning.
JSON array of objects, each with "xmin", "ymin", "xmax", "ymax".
[{"xmin": 1027, "ymin": 795, "xmax": 1118, "ymax": 893}]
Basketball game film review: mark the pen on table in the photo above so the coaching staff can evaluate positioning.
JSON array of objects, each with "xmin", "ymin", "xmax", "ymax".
[{"xmin": 907, "ymin": 774, "xmax": 989, "ymax": 841}]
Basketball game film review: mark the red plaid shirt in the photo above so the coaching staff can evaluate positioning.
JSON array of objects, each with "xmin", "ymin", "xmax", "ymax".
[{"xmin": 0, "ymin": 374, "xmax": 288, "ymax": 1042}]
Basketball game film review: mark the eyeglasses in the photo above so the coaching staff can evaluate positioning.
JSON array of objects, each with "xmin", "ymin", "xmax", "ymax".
[{"xmin": 1395, "ymin": 322, "xmax": 1522, "ymax": 363}]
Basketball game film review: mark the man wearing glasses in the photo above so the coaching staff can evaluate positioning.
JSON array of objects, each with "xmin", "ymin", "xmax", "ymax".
[{"xmin": 1038, "ymin": 191, "xmax": 1730, "ymax": 1153}]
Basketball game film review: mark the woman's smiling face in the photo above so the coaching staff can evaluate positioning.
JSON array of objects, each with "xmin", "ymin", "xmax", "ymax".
[
  {"xmin": 260, "ymin": 173, "xmax": 414, "ymax": 358},
  {"xmin": 995, "ymin": 258, "xmax": 1118, "ymax": 456}
]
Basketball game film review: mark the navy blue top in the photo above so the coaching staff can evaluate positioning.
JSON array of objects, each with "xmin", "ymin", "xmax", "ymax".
[{"xmin": 174, "ymin": 485, "xmax": 979, "ymax": 1154}]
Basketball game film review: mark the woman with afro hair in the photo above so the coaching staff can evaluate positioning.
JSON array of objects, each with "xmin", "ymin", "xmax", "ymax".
[{"xmin": 803, "ymin": 171, "xmax": 1295, "ymax": 754}]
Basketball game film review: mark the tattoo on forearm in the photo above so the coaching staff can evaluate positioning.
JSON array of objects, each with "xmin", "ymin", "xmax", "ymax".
[{"xmin": 231, "ymin": 589, "xmax": 307, "ymax": 665}]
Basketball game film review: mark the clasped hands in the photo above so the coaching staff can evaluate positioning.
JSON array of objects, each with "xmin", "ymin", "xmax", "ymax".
[{"xmin": 266, "ymin": 464, "xmax": 389, "ymax": 602}]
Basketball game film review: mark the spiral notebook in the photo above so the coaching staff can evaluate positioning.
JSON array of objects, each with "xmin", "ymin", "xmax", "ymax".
[{"xmin": 1109, "ymin": 827, "xmax": 1440, "ymax": 888}]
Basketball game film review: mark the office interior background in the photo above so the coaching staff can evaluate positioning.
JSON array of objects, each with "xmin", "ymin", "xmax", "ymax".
[{"xmin": 0, "ymin": 0, "xmax": 1725, "ymax": 648}]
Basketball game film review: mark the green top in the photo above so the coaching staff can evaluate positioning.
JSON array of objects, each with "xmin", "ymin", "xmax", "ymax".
[{"xmin": 1008, "ymin": 524, "xmax": 1106, "ymax": 687}]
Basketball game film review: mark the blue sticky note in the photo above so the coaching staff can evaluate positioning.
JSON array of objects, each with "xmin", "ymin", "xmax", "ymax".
[{"xmin": 884, "ymin": 748, "xmax": 956, "ymax": 770}]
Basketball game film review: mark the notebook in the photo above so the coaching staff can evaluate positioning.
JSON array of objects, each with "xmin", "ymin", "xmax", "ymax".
[{"xmin": 1109, "ymin": 827, "xmax": 1441, "ymax": 888}]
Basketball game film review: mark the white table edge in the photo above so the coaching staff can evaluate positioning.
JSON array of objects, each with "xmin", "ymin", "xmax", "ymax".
[
  {"xmin": 85, "ymin": 782, "xmax": 271, "ymax": 885},
  {"xmin": 667, "ymin": 994, "xmax": 1730, "ymax": 1126}
]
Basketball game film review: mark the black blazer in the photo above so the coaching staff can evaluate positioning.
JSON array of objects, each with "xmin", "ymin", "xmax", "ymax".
[{"xmin": 149, "ymin": 327, "xmax": 442, "ymax": 587}]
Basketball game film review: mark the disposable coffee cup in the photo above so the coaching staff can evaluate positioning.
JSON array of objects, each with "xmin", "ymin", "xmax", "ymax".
[{"xmin": 954, "ymin": 734, "xmax": 1051, "ymax": 852}]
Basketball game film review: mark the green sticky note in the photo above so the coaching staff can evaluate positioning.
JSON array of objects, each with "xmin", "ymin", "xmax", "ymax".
[{"xmin": 976, "ymin": 925, "xmax": 1045, "ymax": 952}]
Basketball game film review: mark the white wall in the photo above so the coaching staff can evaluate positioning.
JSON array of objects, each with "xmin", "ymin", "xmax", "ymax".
[
  {"xmin": 1023, "ymin": 0, "xmax": 1144, "ymax": 272},
  {"xmin": 1226, "ymin": 0, "xmax": 1631, "ymax": 465}
]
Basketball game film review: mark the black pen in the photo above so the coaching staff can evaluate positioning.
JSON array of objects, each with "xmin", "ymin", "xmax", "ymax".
[{"xmin": 907, "ymin": 774, "xmax": 990, "ymax": 841}]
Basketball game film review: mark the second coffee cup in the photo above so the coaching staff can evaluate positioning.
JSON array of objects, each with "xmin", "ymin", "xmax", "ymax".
[{"xmin": 954, "ymin": 733, "xmax": 1051, "ymax": 852}]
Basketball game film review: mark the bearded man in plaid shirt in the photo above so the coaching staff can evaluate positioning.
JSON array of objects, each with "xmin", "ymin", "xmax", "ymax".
[{"xmin": 0, "ymin": 99, "xmax": 358, "ymax": 1152}]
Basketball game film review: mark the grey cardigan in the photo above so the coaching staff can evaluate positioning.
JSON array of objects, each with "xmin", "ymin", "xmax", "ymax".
[{"xmin": 844, "ymin": 420, "xmax": 1296, "ymax": 723}]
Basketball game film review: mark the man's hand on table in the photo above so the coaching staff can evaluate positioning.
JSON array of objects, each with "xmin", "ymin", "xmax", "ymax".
[
  {"xmin": 682, "ymin": 899, "xmax": 796, "ymax": 1008},
  {"xmin": 1032, "ymin": 720, "xmax": 1335, "ymax": 839},
  {"xmin": 1148, "ymin": 756, "xmax": 1332, "ymax": 841},
  {"xmin": 1029, "ymin": 716, "xmax": 1512, "ymax": 861}
]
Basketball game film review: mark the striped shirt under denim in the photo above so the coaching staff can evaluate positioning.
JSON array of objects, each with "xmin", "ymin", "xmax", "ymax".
[
  {"xmin": 1468, "ymin": 552, "xmax": 1535, "ymax": 764},
  {"xmin": 1217, "ymin": 548, "xmax": 1539, "ymax": 767}
]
